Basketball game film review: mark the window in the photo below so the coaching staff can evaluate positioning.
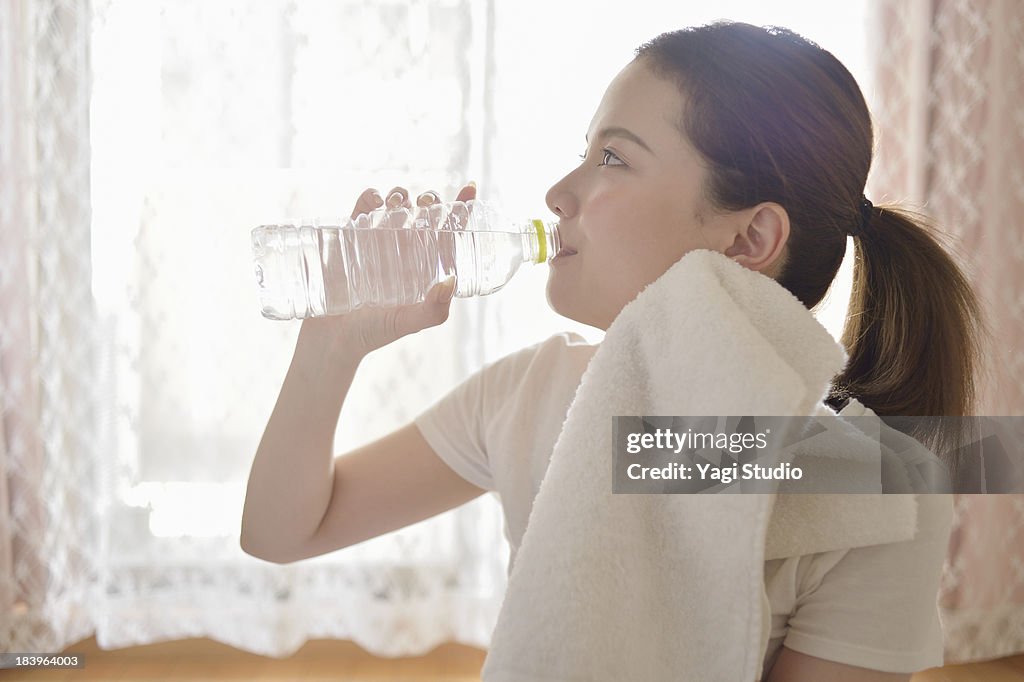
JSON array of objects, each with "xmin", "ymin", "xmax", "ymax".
[{"xmin": 90, "ymin": 0, "xmax": 866, "ymax": 544}]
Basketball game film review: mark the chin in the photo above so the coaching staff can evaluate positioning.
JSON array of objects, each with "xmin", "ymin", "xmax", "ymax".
[
  {"xmin": 545, "ymin": 282, "xmax": 606, "ymax": 330},
  {"xmin": 545, "ymin": 279, "xmax": 581, "ymax": 323},
  {"xmin": 544, "ymin": 281, "xmax": 569, "ymax": 318}
]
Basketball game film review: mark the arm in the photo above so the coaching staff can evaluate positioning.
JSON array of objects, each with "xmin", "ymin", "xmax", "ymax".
[
  {"xmin": 241, "ymin": 183, "xmax": 481, "ymax": 563},
  {"xmin": 239, "ymin": 320, "xmax": 355, "ymax": 562},
  {"xmin": 767, "ymin": 647, "xmax": 911, "ymax": 682}
]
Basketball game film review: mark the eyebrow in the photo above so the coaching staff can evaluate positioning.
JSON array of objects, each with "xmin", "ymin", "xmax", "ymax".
[{"xmin": 585, "ymin": 126, "xmax": 655, "ymax": 155}]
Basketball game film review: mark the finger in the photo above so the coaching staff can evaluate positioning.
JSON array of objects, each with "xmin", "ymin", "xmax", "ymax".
[
  {"xmin": 454, "ymin": 181, "xmax": 477, "ymax": 204},
  {"xmin": 417, "ymin": 191, "xmax": 448, "ymax": 230},
  {"xmin": 416, "ymin": 190, "xmax": 440, "ymax": 207},
  {"xmin": 455, "ymin": 182, "xmax": 478, "ymax": 232},
  {"xmin": 351, "ymin": 188, "xmax": 384, "ymax": 220},
  {"xmin": 385, "ymin": 186, "xmax": 413, "ymax": 210}
]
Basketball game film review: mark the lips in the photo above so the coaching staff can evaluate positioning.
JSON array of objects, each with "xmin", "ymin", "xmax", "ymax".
[{"xmin": 552, "ymin": 225, "xmax": 577, "ymax": 261}]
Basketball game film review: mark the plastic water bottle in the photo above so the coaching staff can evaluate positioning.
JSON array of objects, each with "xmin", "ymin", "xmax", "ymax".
[{"xmin": 251, "ymin": 199, "xmax": 561, "ymax": 320}]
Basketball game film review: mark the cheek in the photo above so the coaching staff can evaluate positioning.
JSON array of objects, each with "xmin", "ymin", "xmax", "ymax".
[
  {"xmin": 610, "ymin": 223, "xmax": 702, "ymax": 295},
  {"xmin": 637, "ymin": 201, "xmax": 706, "ymax": 258},
  {"xmin": 613, "ymin": 219, "xmax": 684, "ymax": 264}
]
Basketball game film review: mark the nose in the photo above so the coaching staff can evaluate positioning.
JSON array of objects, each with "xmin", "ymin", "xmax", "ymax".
[{"xmin": 545, "ymin": 171, "xmax": 578, "ymax": 219}]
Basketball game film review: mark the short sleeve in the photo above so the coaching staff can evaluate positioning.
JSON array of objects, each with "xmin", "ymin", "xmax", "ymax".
[
  {"xmin": 413, "ymin": 366, "xmax": 495, "ymax": 491},
  {"xmin": 413, "ymin": 332, "xmax": 593, "ymax": 498},
  {"xmin": 781, "ymin": 494, "xmax": 954, "ymax": 673}
]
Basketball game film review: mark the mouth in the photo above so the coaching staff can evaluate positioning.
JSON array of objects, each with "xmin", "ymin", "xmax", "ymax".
[{"xmin": 551, "ymin": 247, "xmax": 577, "ymax": 264}]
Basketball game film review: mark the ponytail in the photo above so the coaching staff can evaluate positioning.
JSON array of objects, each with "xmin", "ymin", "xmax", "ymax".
[{"xmin": 830, "ymin": 205, "xmax": 990, "ymax": 457}]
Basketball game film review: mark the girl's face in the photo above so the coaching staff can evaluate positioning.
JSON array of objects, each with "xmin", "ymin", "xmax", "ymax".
[{"xmin": 544, "ymin": 59, "xmax": 786, "ymax": 330}]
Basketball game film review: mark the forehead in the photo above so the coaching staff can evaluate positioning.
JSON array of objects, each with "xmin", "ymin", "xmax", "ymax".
[{"xmin": 587, "ymin": 60, "xmax": 685, "ymax": 148}]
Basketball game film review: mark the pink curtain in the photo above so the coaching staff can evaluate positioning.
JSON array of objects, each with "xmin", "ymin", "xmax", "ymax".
[{"xmin": 868, "ymin": 0, "xmax": 1024, "ymax": 663}]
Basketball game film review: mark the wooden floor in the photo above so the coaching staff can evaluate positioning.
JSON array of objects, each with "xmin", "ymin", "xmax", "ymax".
[
  {"xmin": 2, "ymin": 636, "xmax": 1022, "ymax": 681},
  {"xmin": 3, "ymin": 637, "xmax": 484, "ymax": 681}
]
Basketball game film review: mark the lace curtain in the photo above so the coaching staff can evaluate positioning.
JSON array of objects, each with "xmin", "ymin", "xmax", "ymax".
[
  {"xmin": 0, "ymin": 0, "xmax": 101, "ymax": 652},
  {"xmin": 867, "ymin": 0, "xmax": 1024, "ymax": 663}
]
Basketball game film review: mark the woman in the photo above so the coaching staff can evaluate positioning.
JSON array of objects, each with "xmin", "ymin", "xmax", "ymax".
[{"xmin": 242, "ymin": 22, "xmax": 987, "ymax": 681}]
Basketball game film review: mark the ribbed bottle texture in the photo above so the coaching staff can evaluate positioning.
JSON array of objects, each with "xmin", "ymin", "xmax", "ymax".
[{"xmin": 251, "ymin": 199, "xmax": 560, "ymax": 320}]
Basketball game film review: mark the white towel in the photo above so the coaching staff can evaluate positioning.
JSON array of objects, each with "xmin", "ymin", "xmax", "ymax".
[{"xmin": 481, "ymin": 249, "xmax": 918, "ymax": 682}]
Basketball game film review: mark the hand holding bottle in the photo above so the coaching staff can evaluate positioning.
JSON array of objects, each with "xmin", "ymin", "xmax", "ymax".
[{"xmin": 296, "ymin": 183, "xmax": 476, "ymax": 358}]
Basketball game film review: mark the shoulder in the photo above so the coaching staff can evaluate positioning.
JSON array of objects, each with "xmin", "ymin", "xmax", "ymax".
[
  {"xmin": 522, "ymin": 331, "xmax": 597, "ymax": 362},
  {"xmin": 803, "ymin": 393, "xmax": 952, "ymax": 579},
  {"xmin": 482, "ymin": 331, "xmax": 598, "ymax": 390},
  {"xmin": 533, "ymin": 331, "xmax": 599, "ymax": 370},
  {"xmin": 803, "ymin": 395, "xmax": 952, "ymax": 559}
]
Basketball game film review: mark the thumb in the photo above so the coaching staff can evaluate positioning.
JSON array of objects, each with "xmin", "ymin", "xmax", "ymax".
[
  {"xmin": 394, "ymin": 276, "xmax": 456, "ymax": 337},
  {"xmin": 428, "ymin": 275, "xmax": 457, "ymax": 308}
]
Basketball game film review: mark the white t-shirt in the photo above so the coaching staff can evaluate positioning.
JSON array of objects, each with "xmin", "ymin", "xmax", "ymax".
[{"xmin": 413, "ymin": 331, "xmax": 952, "ymax": 679}]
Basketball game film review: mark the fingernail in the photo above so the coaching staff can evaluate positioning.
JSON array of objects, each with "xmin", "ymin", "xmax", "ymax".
[
  {"xmin": 417, "ymin": 191, "xmax": 438, "ymax": 207},
  {"xmin": 387, "ymin": 191, "xmax": 404, "ymax": 208},
  {"xmin": 466, "ymin": 180, "xmax": 477, "ymax": 189}
]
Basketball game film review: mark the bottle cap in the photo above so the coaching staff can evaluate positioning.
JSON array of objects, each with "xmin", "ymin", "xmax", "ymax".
[{"xmin": 530, "ymin": 219, "xmax": 547, "ymax": 263}]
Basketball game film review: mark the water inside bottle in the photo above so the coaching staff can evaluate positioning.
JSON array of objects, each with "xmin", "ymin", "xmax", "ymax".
[
  {"xmin": 319, "ymin": 227, "xmax": 528, "ymax": 314},
  {"xmin": 253, "ymin": 225, "xmax": 531, "ymax": 319}
]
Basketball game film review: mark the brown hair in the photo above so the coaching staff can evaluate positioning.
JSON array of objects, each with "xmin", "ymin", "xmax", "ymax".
[{"xmin": 635, "ymin": 22, "xmax": 988, "ymax": 457}]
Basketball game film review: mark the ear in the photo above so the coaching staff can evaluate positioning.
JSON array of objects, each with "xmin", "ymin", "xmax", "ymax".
[{"xmin": 723, "ymin": 202, "xmax": 789, "ymax": 274}]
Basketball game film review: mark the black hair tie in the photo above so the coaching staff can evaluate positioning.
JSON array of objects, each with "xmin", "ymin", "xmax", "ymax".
[{"xmin": 850, "ymin": 196, "xmax": 873, "ymax": 238}]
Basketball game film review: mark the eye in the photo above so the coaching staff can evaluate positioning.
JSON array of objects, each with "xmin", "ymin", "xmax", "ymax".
[{"xmin": 577, "ymin": 148, "xmax": 625, "ymax": 167}]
